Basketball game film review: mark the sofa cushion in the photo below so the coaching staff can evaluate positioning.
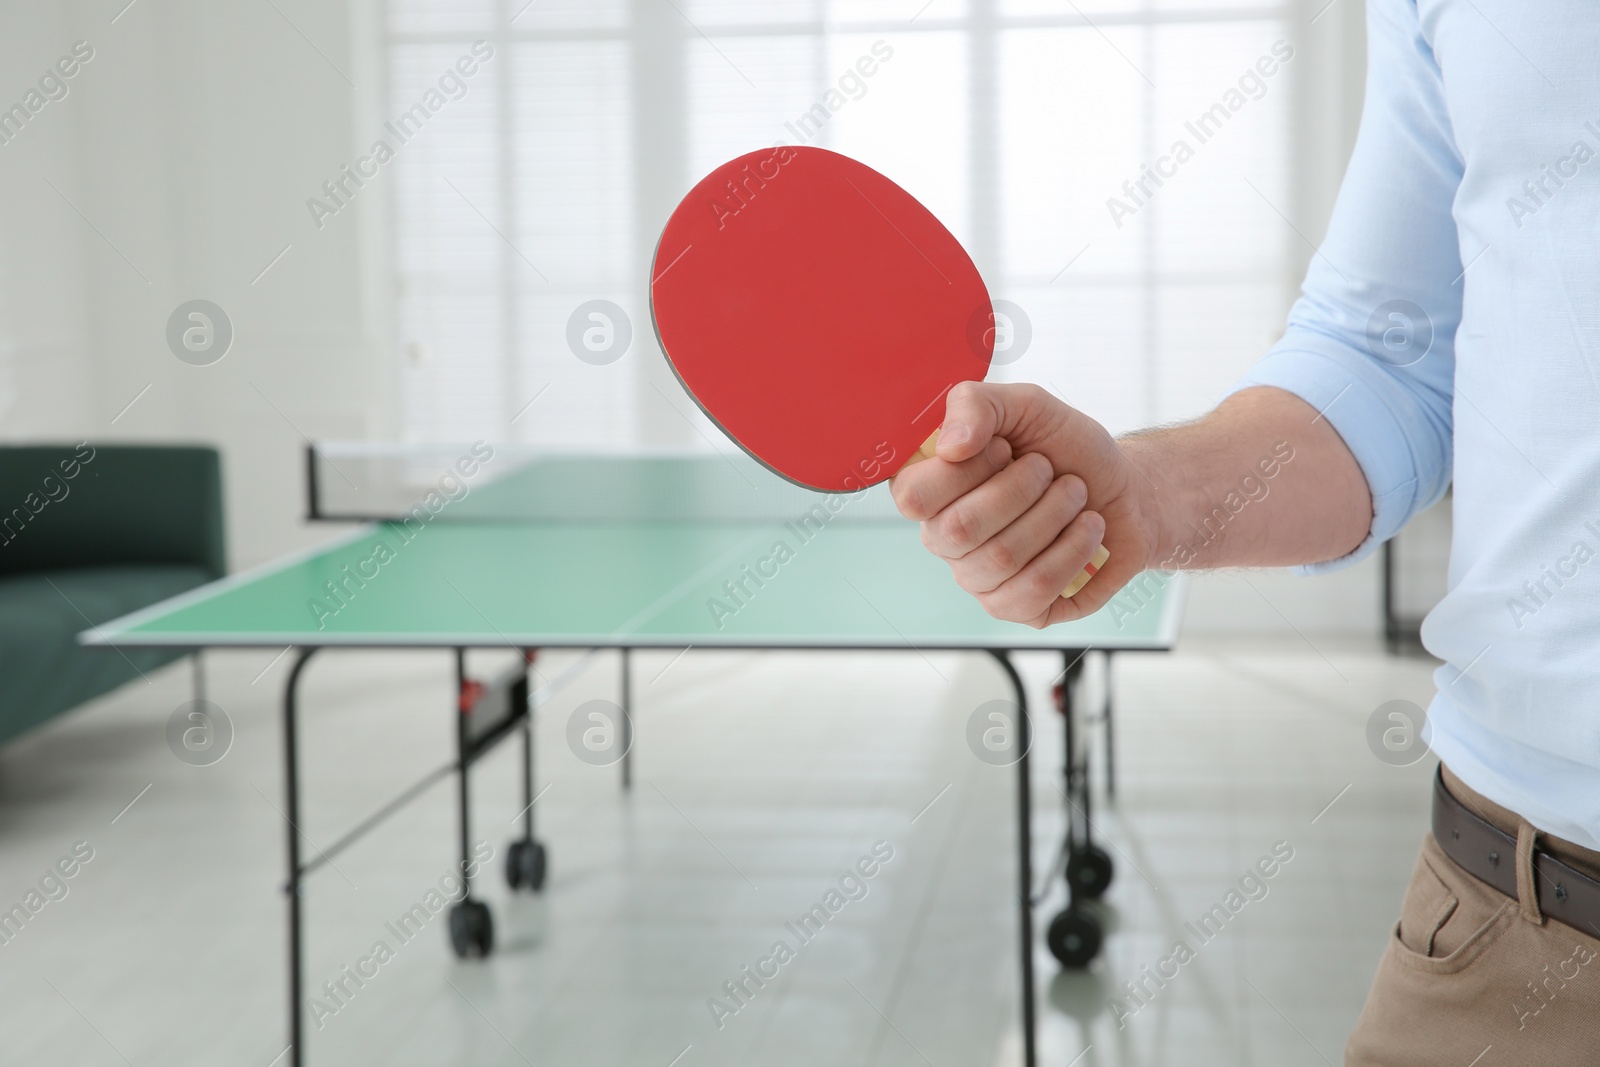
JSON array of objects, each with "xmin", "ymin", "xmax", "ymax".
[{"xmin": 0, "ymin": 564, "xmax": 212, "ymax": 745}]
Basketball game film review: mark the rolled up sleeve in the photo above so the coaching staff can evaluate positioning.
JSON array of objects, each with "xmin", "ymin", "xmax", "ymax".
[{"xmin": 1235, "ymin": 0, "xmax": 1461, "ymax": 572}]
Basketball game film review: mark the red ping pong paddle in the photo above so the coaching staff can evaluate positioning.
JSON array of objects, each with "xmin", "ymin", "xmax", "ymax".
[{"xmin": 649, "ymin": 146, "xmax": 1107, "ymax": 599}]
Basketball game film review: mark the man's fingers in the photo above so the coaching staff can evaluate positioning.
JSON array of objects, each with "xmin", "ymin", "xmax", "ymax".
[
  {"xmin": 891, "ymin": 437, "xmax": 1011, "ymax": 521},
  {"xmin": 974, "ymin": 509, "xmax": 1106, "ymax": 624},
  {"xmin": 1035, "ymin": 541, "xmax": 1141, "ymax": 626},
  {"xmin": 944, "ymin": 474, "xmax": 1088, "ymax": 594},
  {"xmin": 901, "ymin": 379, "xmax": 1149, "ymax": 631},
  {"xmin": 933, "ymin": 382, "xmax": 1006, "ymax": 461},
  {"xmin": 921, "ymin": 453, "xmax": 1055, "ymax": 559},
  {"xmin": 934, "ymin": 381, "xmax": 1063, "ymax": 463}
]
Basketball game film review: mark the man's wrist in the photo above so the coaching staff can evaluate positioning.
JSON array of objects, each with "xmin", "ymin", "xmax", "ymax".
[
  {"xmin": 1116, "ymin": 434, "xmax": 1184, "ymax": 573},
  {"xmin": 1111, "ymin": 387, "xmax": 1365, "ymax": 573}
]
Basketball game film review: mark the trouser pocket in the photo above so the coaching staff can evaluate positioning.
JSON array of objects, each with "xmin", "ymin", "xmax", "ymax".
[
  {"xmin": 1344, "ymin": 833, "xmax": 1600, "ymax": 1067},
  {"xmin": 1391, "ymin": 833, "xmax": 1516, "ymax": 971}
]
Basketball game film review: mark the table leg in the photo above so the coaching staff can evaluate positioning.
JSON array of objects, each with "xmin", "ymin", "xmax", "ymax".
[
  {"xmin": 620, "ymin": 648, "xmax": 633, "ymax": 791},
  {"xmin": 1075, "ymin": 656, "xmax": 1092, "ymax": 839},
  {"xmin": 455, "ymin": 649, "xmax": 473, "ymax": 890},
  {"xmin": 1061, "ymin": 653, "xmax": 1079, "ymax": 859},
  {"xmin": 282, "ymin": 647, "xmax": 317, "ymax": 1067},
  {"xmin": 1103, "ymin": 651, "xmax": 1116, "ymax": 800},
  {"xmin": 449, "ymin": 650, "xmax": 495, "ymax": 956},
  {"xmin": 989, "ymin": 650, "xmax": 1036, "ymax": 1067},
  {"xmin": 191, "ymin": 649, "xmax": 205, "ymax": 705},
  {"xmin": 521, "ymin": 651, "xmax": 537, "ymax": 842},
  {"xmin": 1044, "ymin": 650, "xmax": 1111, "ymax": 970}
]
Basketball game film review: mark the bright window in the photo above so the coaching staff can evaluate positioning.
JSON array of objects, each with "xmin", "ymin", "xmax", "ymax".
[{"xmin": 386, "ymin": 0, "xmax": 1294, "ymax": 445}]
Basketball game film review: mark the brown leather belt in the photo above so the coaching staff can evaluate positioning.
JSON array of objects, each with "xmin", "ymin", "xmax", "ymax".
[{"xmin": 1433, "ymin": 767, "xmax": 1600, "ymax": 939}]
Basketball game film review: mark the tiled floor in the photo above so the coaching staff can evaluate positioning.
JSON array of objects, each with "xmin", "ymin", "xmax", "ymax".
[{"xmin": 0, "ymin": 636, "xmax": 1439, "ymax": 1065}]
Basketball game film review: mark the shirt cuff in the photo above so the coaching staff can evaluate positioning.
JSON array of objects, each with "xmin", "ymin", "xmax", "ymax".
[{"xmin": 1233, "ymin": 346, "xmax": 1421, "ymax": 574}]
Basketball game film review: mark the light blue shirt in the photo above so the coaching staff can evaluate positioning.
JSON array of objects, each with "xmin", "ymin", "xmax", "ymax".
[{"xmin": 1236, "ymin": 0, "xmax": 1600, "ymax": 848}]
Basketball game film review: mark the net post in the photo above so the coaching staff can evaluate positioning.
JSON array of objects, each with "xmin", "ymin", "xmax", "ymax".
[{"xmin": 304, "ymin": 443, "xmax": 321, "ymax": 522}]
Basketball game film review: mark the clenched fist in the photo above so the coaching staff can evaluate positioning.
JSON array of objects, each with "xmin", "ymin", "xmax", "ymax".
[{"xmin": 890, "ymin": 382, "xmax": 1157, "ymax": 628}]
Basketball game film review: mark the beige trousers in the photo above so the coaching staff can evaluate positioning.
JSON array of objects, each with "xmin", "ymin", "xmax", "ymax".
[{"xmin": 1345, "ymin": 766, "xmax": 1600, "ymax": 1066}]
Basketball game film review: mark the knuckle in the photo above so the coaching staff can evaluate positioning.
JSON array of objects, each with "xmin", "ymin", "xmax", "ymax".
[
  {"xmin": 892, "ymin": 479, "xmax": 926, "ymax": 520},
  {"xmin": 937, "ymin": 506, "xmax": 979, "ymax": 551},
  {"xmin": 951, "ymin": 564, "xmax": 987, "ymax": 596},
  {"xmin": 1018, "ymin": 566, "xmax": 1057, "ymax": 603},
  {"xmin": 976, "ymin": 591, "xmax": 1024, "ymax": 624},
  {"xmin": 980, "ymin": 537, "xmax": 1018, "ymax": 576}
]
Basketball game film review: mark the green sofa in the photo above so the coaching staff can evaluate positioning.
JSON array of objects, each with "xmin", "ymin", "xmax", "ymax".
[{"xmin": 0, "ymin": 445, "xmax": 225, "ymax": 746}]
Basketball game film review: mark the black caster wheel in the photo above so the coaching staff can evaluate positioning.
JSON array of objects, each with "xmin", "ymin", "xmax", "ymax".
[
  {"xmin": 506, "ymin": 838, "xmax": 547, "ymax": 892},
  {"xmin": 448, "ymin": 899, "xmax": 494, "ymax": 959},
  {"xmin": 1065, "ymin": 842, "xmax": 1114, "ymax": 900},
  {"xmin": 1047, "ymin": 906, "xmax": 1103, "ymax": 968}
]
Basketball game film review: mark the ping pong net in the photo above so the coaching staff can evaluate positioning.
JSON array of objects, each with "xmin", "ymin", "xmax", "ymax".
[{"xmin": 305, "ymin": 442, "xmax": 906, "ymax": 525}]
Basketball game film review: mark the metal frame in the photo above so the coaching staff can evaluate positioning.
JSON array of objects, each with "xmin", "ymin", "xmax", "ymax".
[
  {"xmin": 987, "ymin": 650, "xmax": 1036, "ymax": 1066},
  {"xmin": 272, "ymin": 642, "xmax": 1069, "ymax": 1067},
  {"xmin": 278, "ymin": 645, "xmax": 546, "ymax": 1067},
  {"xmin": 620, "ymin": 648, "xmax": 633, "ymax": 791},
  {"xmin": 191, "ymin": 650, "xmax": 205, "ymax": 705},
  {"xmin": 304, "ymin": 445, "xmax": 322, "ymax": 522},
  {"xmin": 1382, "ymin": 539, "xmax": 1426, "ymax": 652},
  {"xmin": 95, "ymin": 452, "xmax": 1179, "ymax": 1065},
  {"xmin": 1382, "ymin": 487, "xmax": 1455, "ymax": 653},
  {"xmin": 1060, "ymin": 653, "xmax": 1091, "ymax": 866}
]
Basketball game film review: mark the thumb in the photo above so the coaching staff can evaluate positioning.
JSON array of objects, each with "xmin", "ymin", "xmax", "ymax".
[{"xmin": 934, "ymin": 381, "xmax": 1063, "ymax": 462}]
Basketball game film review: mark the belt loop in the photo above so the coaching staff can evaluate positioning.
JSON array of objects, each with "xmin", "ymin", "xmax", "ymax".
[{"xmin": 1515, "ymin": 819, "xmax": 1544, "ymax": 925}]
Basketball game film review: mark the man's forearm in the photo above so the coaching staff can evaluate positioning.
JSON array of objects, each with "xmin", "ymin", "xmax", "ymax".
[{"xmin": 1120, "ymin": 386, "xmax": 1372, "ymax": 571}]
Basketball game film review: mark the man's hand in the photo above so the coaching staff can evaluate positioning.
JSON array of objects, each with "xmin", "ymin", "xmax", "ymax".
[
  {"xmin": 890, "ymin": 382, "xmax": 1157, "ymax": 628},
  {"xmin": 890, "ymin": 382, "xmax": 1374, "ymax": 628}
]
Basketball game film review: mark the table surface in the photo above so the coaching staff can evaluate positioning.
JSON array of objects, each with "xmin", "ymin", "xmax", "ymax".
[{"xmin": 88, "ymin": 454, "xmax": 1185, "ymax": 651}]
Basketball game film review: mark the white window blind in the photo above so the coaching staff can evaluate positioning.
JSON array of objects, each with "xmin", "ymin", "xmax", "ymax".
[{"xmin": 386, "ymin": 0, "xmax": 1293, "ymax": 446}]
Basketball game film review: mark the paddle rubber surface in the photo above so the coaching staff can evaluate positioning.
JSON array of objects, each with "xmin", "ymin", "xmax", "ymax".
[{"xmin": 651, "ymin": 146, "xmax": 993, "ymax": 493}]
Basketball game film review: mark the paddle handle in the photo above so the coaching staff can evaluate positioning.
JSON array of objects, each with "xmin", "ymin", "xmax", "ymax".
[{"xmin": 904, "ymin": 432, "xmax": 1109, "ymax": 600}]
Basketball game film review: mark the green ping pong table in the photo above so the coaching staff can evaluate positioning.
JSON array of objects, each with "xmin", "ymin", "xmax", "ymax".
[{"xmin": 85, "ymin": 447, "xmax": 1184, "ymax": 1067}]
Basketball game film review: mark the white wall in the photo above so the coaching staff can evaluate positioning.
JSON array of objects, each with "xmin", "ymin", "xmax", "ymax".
[
  {"xmin": 0, "ymin": 0, "xmax": 1381, "ymax": 637},
  {"xmin": 0, "ymin": 0, "xmax": 389, "ymax": 568}
]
